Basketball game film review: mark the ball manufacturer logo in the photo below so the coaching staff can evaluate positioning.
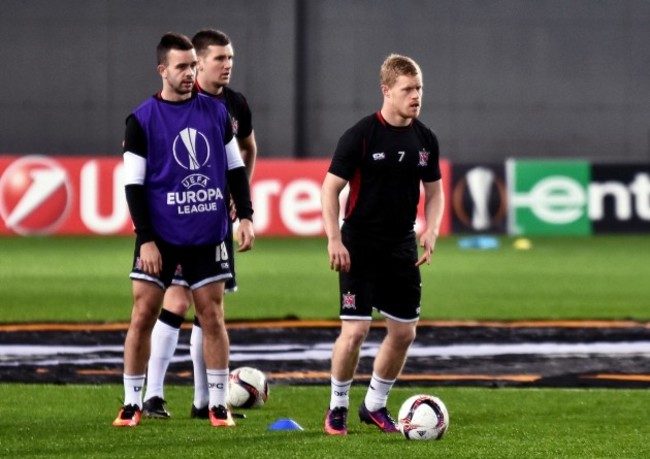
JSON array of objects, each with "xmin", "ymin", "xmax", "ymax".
[{"xmin": 0, "ymin": 155, "xmax": 72, "ymax": 235}]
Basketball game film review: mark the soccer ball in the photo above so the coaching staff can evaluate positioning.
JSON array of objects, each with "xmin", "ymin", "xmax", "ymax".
[
  {"xmin": 397, "ymin": 394, "xmax": 449, "ymax": 440},
  {"xmin": 227, "ymin": 366, "xmax": 269, "ymax": 408}
]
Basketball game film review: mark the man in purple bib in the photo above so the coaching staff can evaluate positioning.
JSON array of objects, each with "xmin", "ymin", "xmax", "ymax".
[{"xmin": 113, "ymin": 32, "xmax": 254, "ymax": 428}]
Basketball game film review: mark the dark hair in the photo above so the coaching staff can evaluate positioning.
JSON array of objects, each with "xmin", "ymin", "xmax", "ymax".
[
  {"xmin": 156, "ymin": 32, "xmax": 194, "ymax": 65},
  {"xmin": 192, "ymin": 29, "xmax": 232, "ymax": 56}
]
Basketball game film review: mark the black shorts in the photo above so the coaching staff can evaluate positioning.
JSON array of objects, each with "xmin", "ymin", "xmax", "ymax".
[
  {"xmin": 338, "ymin": 230, "xmax": 421, "ymax": 322},
  {"xmin": 130, "ymin": 237, "xmax": 232, "ymax": 290},
  {"xmin": 170, "ymin": 219, "xmax": 238, "ymax": 292}
]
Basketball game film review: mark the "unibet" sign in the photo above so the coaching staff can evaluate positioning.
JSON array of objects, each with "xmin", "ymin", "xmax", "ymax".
[
  {"xmin": 507, "ymin": 160, "xmax": 650, "ymax": 235},
  {"xmin": 0, "ymin": 156, "xmax": 451, "ymax": 237}
]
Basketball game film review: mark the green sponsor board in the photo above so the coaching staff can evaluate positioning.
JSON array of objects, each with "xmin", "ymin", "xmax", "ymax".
[{"xmin": 507, "ymin": 159, "xmax": 591, "ymax": 235}]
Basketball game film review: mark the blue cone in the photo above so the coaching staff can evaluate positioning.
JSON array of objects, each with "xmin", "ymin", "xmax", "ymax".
[
  {"xmin": 458, "ymin": 235, "xmax": 499, "ymax": 250},
  {"xmin": 268, "ymin": 418, "xmax": 304, "ymax": 431}
]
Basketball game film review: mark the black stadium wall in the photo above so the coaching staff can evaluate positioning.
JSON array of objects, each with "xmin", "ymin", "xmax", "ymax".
[{"xmin": 1, "ymin": 0, "xmax": 649, "ymax": 162}]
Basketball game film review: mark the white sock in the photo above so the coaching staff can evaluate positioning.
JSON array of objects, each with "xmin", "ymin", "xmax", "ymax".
[
  {"xmin": 207, "ymin": 368, "xmax": 229, "ymax": 409},
  {"xmin": 364, "ymin": 373, "xmax": 396, "ymax": 412},
  {"xmin": 144, "ymin": 320, "xmax": 180, "ymax": 401},
  {"xmin": 190, "ymin": 324, "xmax": 209, "ymax": 408},
  {"xmin": 330, "ymin": 376, "xmax": 353, "ymax": 410},
  {"xmin": 124, "ymin": 374, "xmax": 146, "ymax": 408}
]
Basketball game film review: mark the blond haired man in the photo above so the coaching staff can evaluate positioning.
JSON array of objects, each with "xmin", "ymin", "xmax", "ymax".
[{"xmin": 321, "ymin": 54, "xmax": 444, "ymax": 435}]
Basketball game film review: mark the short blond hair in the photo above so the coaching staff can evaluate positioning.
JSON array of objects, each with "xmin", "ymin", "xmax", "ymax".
[{"xmin": 380, "ymin": 54, "xmax": 422, "ymax": 88}]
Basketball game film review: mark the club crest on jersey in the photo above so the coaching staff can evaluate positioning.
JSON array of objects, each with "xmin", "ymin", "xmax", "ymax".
[
  {"xmin": 342, "ymin": 292, "xmax": 356, "ymax": 309},
  {"xmin": 372, "ymin": 152, "xmax": 386, "ymax": 160},
  {"xmin": 418, "ymin": 149, "xmax": 430, "ymax": 167},
  {"xmin": 230, "ymin": 116, "xmax": 239, "ymax": 135}
]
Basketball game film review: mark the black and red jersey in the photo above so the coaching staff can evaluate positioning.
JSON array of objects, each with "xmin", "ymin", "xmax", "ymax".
[
  {"xmin": 194, "ymin": 83, "xmax": 253, "ymax": 140},
  {"xmin": 328, "ymin": 111, "xmax": 441, "ymax": 241}
]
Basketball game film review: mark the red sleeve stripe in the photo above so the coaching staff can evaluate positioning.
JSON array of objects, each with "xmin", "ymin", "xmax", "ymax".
[{"xmin": 345, "ymin": 138, "xmax": 365, "ymax": 218}]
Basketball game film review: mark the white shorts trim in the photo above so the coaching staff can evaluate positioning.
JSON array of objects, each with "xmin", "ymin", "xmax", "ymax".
[
  {"xmin": 171, "ymin": 278, "xmax": 237, "ymax": 294},
  {"xmin": 376, "ymin": 308, "xmax": 420, "ymax": 323},
  {"xmin": 129, "ymin": 273, "xmax": 165, "ymax": 290},
  {"xmin": 190, "ymin": 273, "xmax": 233, "ymax": 290},
  {"xmin": 171, "ymin": 278, "xmax": 190, "ymax": 287},
  {"xmin": 339, "ymin": 315, "xmax": 373, "ymax": 321}
]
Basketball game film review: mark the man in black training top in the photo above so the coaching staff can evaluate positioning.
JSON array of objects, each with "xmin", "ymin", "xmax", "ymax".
[{"xmin": 321, "ymin": 54, "xmax": 444, "ymax": 435}]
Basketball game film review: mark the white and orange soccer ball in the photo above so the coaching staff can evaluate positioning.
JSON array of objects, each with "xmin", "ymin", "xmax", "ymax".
[
  {"xmin": 227, "ymin": 366, "xmax": 269, "ymax": 409},
  {"xmin": 398, "ymin": 394, "xmax": 449, "ymax": 440}
]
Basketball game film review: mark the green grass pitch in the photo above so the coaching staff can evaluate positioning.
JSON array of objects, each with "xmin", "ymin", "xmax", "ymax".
[
  {"xmin": 0, "ymin": 235, "xmax": 648, "ymax": 322},
  {"xmin": 1, "ymin": 384, "xmax": 649, "ymax": 458},
  {"xmin": 1, "ymin": 235, "xmax": 649, "ymax": 457}
]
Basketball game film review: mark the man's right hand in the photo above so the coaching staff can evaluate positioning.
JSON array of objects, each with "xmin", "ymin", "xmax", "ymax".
[
  {"xmin": 139, "ymin": 241, "xmax": 162, "ymax": 276},
  {"xmin": 328, "ymin": 239, "xmax": 351, "ymax": 272}
]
